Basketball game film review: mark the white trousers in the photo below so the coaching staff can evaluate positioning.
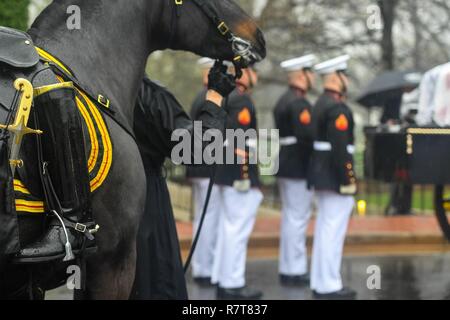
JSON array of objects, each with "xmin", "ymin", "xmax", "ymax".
[
  {"xmin": 278, "ymin": 179, "xmax": 313, "ymax": 276},
  {"xmin": 310, "ymin": 191, "xmax": 354, "ymax": 294},
  {"xmin": 212, "ymin": 186, "xmax": 263, "ymax": 288},
  {"xmin": 191, "ymin": 178, "xmax": 222, "ymax": 278}
]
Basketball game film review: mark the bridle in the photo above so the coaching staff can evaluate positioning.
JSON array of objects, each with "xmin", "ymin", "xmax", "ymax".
[{"xmin": 170, "ymin": 0, "xmax": 259, "ymax": 72}]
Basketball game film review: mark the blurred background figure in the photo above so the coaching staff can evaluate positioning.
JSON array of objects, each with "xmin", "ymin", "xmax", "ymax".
[
  {"xmin": 187, "ymin": 58, "xmax": 224, "ymax": 287},
  {"xmin": 380, "ymin": 88, "xmax": 412, "ymax": 216},
  {"xmin": 274, "ymin": 54, "xmax": 316, "ymax": 287},
  {"xmin": 212, "ymin": 66, "xmax": 264, "ymax": 300},
  {"xmin": 400, "ymin": 88, "xmax": 420, "ymax": 125},
  {"xmin": 308, "ymin": 55, "xmax": 357, "ymax": 300},
  {"xmin": 357, "ymin": 71, "xmax": 422, "ymax": 216},
  {"xmin": 380, "ymin": 89, "xmax": 403, "ymax": 125},
  {"xmin": 417, "ymin": 62, "xmax": 450, "ymax": 127},
  {"xmin": 384, "ymin": 86, "xmax": 421, "ymax": 216},
  {"xmin": 357, "ymin": 71, "xmax": 422, "ymax": 126},
  {"xmin": 385, "ymin": 85, "xmax": 422, "ymax": 216}
]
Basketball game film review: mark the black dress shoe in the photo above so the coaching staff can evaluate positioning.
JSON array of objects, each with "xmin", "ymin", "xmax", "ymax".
[
  {"xmin": 193, "ymin": 277, "xmax": 214, "ymax": 287},
  {"xmin": 280, "ymin": 274, "xmax": 310, "ymax": 286},
  {"xmin": 313, "ymin": 287, "xmax": 357, "ymax": 300},
  {"xmin": 217, "ymin": 286, "xmax": 263, "ymax": 300},
  {"xmin": 14, "ymin": 224, "xmax": 96, "ymax": 264}
]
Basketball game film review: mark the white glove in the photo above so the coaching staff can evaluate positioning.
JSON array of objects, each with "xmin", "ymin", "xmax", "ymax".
[{"xmin": 340, "ymin": 184, "xmax": 357, "ymax": 195}]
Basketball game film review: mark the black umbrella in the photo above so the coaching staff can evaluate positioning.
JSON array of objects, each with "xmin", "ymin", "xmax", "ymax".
[{"xmin": 356, "ymin": 71, "xmax": 422, "ymax": 108}]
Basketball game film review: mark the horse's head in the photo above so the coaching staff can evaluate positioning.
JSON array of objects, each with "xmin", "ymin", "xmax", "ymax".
[{"xmin": 154, "ymin": 0, "xmax": 266, "ymax": 69}]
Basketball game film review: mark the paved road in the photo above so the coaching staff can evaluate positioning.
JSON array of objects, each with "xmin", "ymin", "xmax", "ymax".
[
  {"xmin": 189, "ymin": 253, "xmax": 450, "ymax": 300},
  {"xmin": 47, "ymin": 253, "xmax": 450, "ymax": 300}
]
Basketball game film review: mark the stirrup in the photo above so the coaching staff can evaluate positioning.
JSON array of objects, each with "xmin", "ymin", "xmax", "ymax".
[
  {"xmin": 12, "ymin": 211, "xmax": 100, "ymax": 264},
  {"xmin": 51, "ymin": 210, "xmax": 75, "ymax": 262},
  {"xmin": 50, "ymin": 210, "xmax": 99, "ymax": 261}
]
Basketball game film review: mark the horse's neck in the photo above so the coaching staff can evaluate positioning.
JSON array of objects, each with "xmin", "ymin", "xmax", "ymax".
[{"xmin": 28, "ymin": 0, "xmax": 160, "ymax": 126}]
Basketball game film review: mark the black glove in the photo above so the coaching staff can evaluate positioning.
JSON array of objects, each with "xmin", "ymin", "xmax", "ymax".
[{"xmin": 207, "ymin": 61, "xmax": 236, "ymax": 97}]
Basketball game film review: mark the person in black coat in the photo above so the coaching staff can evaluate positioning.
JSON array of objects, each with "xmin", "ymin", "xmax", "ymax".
[
  {"xmin": 380, "ymin": 89, "xmax": 413, "ymax": 216},
  {"xmin": 131, "ymin": 62, "xmax": 235, "ymax": 300}
]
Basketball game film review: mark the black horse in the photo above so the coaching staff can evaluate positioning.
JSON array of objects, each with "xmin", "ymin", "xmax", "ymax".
[{"xmin": 1, "ymin": 0, "xmax": 265, "ymax": 299}]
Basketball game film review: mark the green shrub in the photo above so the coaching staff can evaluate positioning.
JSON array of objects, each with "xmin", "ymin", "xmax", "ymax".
[{"xmin": 0, "ymin": 0, "xmax": 30, "ymax": 31}]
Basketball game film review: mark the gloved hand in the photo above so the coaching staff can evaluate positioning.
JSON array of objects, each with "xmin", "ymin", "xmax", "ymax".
[{"xmin": 208, "ymin": 61, "xmax": 236, "ymax": 98}]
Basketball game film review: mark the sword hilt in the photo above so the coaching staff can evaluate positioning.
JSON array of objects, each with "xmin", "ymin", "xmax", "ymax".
[
  {"xmin": 0, "ymin": 78, "xmax": 43, "ymax": 173},
  {"xmin": 0, "ymin": 124, "xmax": 43, "ymax": 135}
]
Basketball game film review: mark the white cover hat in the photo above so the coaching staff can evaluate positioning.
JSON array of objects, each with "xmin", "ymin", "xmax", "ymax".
[
  {"xmin": 315, "ymin": 55, "xmax": 350, "ymax": 75},
  {"xmin": 280, "ymin": 54, "xmax": 317, "ymax": 72},
  {"xmin": 197, "ymin": 57, "xmax": 215, "ymax": 69},
  {"xmin": 198, "ymin": 57, "xmax": 234, "ymax": 68}
]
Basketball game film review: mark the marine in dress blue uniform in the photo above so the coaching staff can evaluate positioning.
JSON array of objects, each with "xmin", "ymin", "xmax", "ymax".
[
  {"xmin": 274, "ymin": 55, "xmax": 317, "ymax": 286},
  {"xmin": 308, "ymin": 55, "xmax": 357, "ymax": 299},
  {"xmin": 212, "ymin": 67, "xmax": 264, "ymax": 300}
]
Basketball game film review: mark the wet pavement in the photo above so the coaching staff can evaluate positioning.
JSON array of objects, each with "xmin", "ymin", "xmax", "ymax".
[
  {"xmin": 187, "ymin": 253, "xmax": 450, "ymax": 300},
  {"xmin": 46, "ymin": 253, "xmax": 450, "ymax": 300}
]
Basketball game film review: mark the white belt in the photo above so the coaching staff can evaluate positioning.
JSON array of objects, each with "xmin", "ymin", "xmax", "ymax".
[
  {"xmin": 246, "ymin": 138, "xmax": 258, "ymax": 149},
  {"xmin": 279, "ymin": 136, "xmax": 298, "ymax": 146},
  {"xmin": 347, "ymin": 145, "xmax": 355, "ymax": 154},
  {"xmin": 313, "ymin": 141, "xmax": 332, "ymax": 151},
  {"xmin": 223, "ymin": 139, "xmax": 258, "ymax": 149},
  {"xmin": 313, "ymin": 141, "xmax": 355, "ymax": 154}
]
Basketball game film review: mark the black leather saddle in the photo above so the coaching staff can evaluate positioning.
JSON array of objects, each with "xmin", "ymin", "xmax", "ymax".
[
  {"xmin": 0, "ymin": 27, "xmax": 55, "ymax": 199},
  {"xmin": 0, "ymin": 26, "xmax": 42, "ymax": 117},
  {"xmin": 0, "ymin": 26, "xmax": 39, "ymax": 68},
  {"xmin": 0, "ymin": 26, "xmax": 40, "ymax": 255}
]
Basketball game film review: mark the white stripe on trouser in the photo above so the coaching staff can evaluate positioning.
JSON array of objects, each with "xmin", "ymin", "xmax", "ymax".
[
  {"xmin": 278, "ymin": 179, "xmax": 313, "ymax": 276},
  {"xmin": 310, "ymin": 191, "xmax": 354, "ymax": 294},
  {"xmin": 191, "ymin": 178, "xmax": 222, "ymax": 278},
  {"xmin": 212, "ymin": 187, "xmax": 263, "ymax": 288}
]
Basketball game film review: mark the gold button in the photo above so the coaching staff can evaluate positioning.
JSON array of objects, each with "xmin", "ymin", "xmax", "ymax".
[
  {"xmin": 347, "ymin": 163, "xmax": 352, "ymax": 169},
  {"xmin": 243, "ymin": 173, "xmax": 249, "ymax": 179},
  {"xmin": 243, "ymin": 165, "xmax": 249, "ymax": 171},
  {"xmin": 350, "ymin": 178, "xmax": 356, "ymax": 183},
  {"xmin": 349, "ymin": 171, "xmax": 354, "ymax": 176}
]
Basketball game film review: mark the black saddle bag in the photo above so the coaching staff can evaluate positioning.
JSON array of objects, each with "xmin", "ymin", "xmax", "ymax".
[{"xmin": 0, "ymin": 139, "xmax": 20, "ymax": 256}]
